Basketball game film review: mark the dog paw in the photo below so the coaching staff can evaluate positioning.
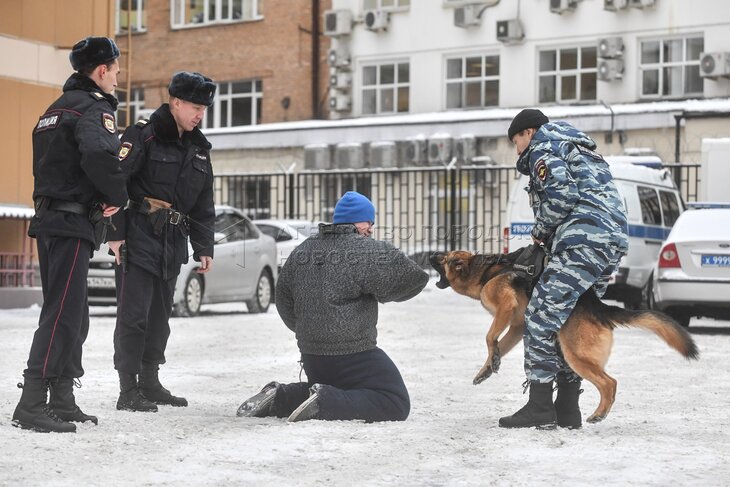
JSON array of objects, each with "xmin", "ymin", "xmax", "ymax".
[{"xmin": 473, "ymin": 367, "xmax": 492, "ymax": 385}]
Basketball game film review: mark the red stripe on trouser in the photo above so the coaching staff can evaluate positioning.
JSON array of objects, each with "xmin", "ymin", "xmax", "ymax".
[{"xmin": 42, "ymin": 238, "xmax": 81, "ymax": 378}]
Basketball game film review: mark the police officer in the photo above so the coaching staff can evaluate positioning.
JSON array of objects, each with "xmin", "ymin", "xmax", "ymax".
[
  {"xmin": 499, "ymin": 109, "xmax": 628, "ymax": 429},
  {"xmin": 12, "ymin": 37, "xmax": 128, "ymax": 433},
  {"xmin": 106, "ymin": 72, "xmax": 216, "ymax": 412}
]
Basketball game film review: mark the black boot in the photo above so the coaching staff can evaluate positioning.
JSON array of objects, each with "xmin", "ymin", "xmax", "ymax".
[
  {"xmin": 48, "ymin": 378, "xmax": 98, "ymax": 425},
  {"xmin": 139, "ymin": 363, "xmax": 188, "ymax": 407},
  {"xmin": 11, "ymin": 378, "xmax": 76, "ymax": 433},
  {"xmin": 237, "ymin": 381, "xmax": 280, "ymax": 417},
  {"xmin": 116, "ymin": 372, "xmax": 158, "ymax": 412},
  {"xmin": 555, "ymin": 378, "xmax": 583, "ymax": 429},
  {"xmin": 498, "ymin": 381, "xmax": 557, "ymax": 429}
]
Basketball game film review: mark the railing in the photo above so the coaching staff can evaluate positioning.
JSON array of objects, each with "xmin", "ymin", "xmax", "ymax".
[{"xmin": 0, "ymin": 253, "xmax": 35, "ymax": 287}]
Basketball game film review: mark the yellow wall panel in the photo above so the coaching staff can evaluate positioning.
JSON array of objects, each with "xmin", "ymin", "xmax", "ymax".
[
  {"xmin": 21, "ymin": 0, "xmax": 56, "ymax": 44},
  {"xmin": 55, "ymin": 0, "xmax": 94, "ymax": 48},
  {"xmin": 0, "ymin": 79, "xmax": 22, "ymax": 205},
  {"xmin": 0, "ymin": 0, "xmax": 23, "ymax": 37}
]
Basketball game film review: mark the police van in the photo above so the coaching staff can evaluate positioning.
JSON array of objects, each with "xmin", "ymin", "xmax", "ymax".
[{"xmin": 504, "ymin": 156, "xmax": 684, "ymax": 308}]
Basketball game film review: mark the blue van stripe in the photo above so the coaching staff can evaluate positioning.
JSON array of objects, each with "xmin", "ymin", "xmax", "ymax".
[{"xmin": 627, "ymin": 224, "xmax": 670, "ymax": 240}]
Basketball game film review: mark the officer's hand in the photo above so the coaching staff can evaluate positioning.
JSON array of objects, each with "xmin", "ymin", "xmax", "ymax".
[
  {"xmin": 197, "ymin": 256, "xmax": 213, "ymax": 274},
  {"xmin": 531, "ymin": 236, "xmax": 543, "ymax": 246},
  {"xmin": 102, "ymin": 204, "xmax": 121, "ymax": 217},
  {"xmin": 108, "ymin": 240, "xmax": 125, "ymax": 265}
]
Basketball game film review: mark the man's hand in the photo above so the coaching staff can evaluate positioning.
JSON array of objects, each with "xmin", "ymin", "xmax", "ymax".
[
  {"xmin": 101, "ymin": 203, "xmax": 121, "ymax": 217},
  {"xmin": 197, "ymin": 256, "xmax": 213, "ymax": 274},
  {"xmin": 108, "ymin": 240, "xmax": 125, "ymax": 265}
]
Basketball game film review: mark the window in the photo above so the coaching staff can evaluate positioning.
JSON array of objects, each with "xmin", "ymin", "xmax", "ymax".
[
  {"xmin": 639, "ymin": 36, "xmax": 703, "ymax": 99},
  {"xmin": 171, "ymin": 0, "xmax": 261, "ymax": 28},
  {"xmin": 538, "ymin": 46, "xmax": 597, "ymax": 103},
  {"xmin": 659, "ymin": 190, "xmax": 682, "ymax": 227},
  {"xmin": 445, "ymin": 54, "xmax": 499, "ymax": 109},
  {"xmin": 361, "ymin": 62, "xmax": 409, "ymax": 115},
  {"xmin": 363, "ymin": 0, "xmax": 410, "ymax": 10},
  {"xmin": 116, "ymin": 0, "xmax": 146, "ymax": 34},
  {"xmin": 116, "ymin": 88, "xmax": 145, "ymax": 127},
  {"xmin": 638, "ymin": 186, "xmax": 662, "ymax": 225},
  {"xmin": 204, "ymin": 80, "xmax": 263, "ymax": 129}
]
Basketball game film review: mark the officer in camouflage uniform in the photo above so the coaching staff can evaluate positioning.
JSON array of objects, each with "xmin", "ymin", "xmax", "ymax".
[{"xmin": 499, "ymin": 109, "xmax": 628, "ymax": 429}]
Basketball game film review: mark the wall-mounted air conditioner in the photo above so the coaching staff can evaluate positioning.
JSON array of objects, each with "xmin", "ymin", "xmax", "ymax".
[
  {"xmin": 364, "ymin": 9, "xmax": 389, "ymax": 32},
  {"xmin": 496, "ymin": 19, "xmax": 523, "ymax": 44},
  {"xmin": 454, "ymin": 135, "xmax": 476, "ymax": 163},
  {"xmin": 304, "ymin": 144, "xmax": 331, "ymax": 170},
  {"xmin": 428, "ymin": 135, "xmax": 453, "ymax": 166},
  {"xmin": 369, "ymin": 141, "xmax": 397, "ymax": 168},
  {"xmin": 323, "ymin": 10, "xmax": 353, "ymax": 37},
  {"xmin": 549, "ymin": 0, "xmax": 578, "ymax": 14},
  {"xmin": 629, "ymin": 0, "xmax": 656, "ymax": 8},
  {"xmin": 328, "ymin": 46, "xmax": 351, "ymax": 69},
  {"xmin": 329, "ymin": 93, "xmax": 351, "ymax": 112},
  {"xmin": 597, "ymin": 58, "xmax": 624, "ymax": 81},
  {"xmin": 402, "ymin": 138, "xmax": 426, "ymax": 166},
  {"xmin": 700, "ymin": 52, "xmax": 730, "ymax": 79},
  {"xmin": 454, "ymin": 4, "xmax": 483, "ymax": 28},
  {"xmin": 329, "ymin": 72, "xmax": 352, "ymax": 90},
  {"xmin": 335, "ymin": 143, "xmax": 365, "ymax": 169},
  {"xmin": 604, "ymin": 0, "xmax": 629, "ymax": 10},
  {"xmin": 598, "ymin": 37, "xmax": 624, "ymax": 59}
]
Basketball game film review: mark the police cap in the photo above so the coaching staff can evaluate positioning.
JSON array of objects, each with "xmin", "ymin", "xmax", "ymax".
[
  {"xmin": 69, "ymin": 37, "xmax": 120, "ymax": 72},
  {"xmin": 168, "ymin": 72, "xmax": 216, "ymax": 107},
  {"xmin": 508, "ymin": 109, "xmax": 549, "ymax": 141}
]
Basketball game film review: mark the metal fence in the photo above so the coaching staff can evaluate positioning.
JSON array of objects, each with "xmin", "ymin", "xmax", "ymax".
[{"xmin": 214, "ymin": 163, "xmax": 701, "ymax": 263}]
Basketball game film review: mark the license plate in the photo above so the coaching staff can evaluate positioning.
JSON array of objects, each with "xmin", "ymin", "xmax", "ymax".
[
  {"xmin": 701, "ymin": 255, "xmax": 730, "ymax": 267},
  {"xmin": 87, "ymin": 276, "xmax": 116, "ymax": 288}
]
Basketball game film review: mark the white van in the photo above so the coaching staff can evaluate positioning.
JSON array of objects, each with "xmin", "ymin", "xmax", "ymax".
[{"xmin": 504, "ymin": 156, "xmax": 684, "ymax": 308}]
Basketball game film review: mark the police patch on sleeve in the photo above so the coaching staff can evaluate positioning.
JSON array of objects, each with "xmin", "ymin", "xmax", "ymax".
[
  {"xmin": 119, "ymin": 142, "xmax": 133, "ymax": 161},
  {"xmin": 102, "ymin": 113, "xmax": 117, "ymax": 134},
  {"xmin": 35, "ymin": 111, "xmax": 61, "ymax": 133},
  {"xmin": 535, "ymin": 159, "xmax": 549, "ymax": 181}
]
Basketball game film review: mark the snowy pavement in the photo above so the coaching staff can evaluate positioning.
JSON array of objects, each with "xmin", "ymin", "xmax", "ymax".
[{"xmin": 1, "ymin": 279, "xmax": 728, "ymax": 486}]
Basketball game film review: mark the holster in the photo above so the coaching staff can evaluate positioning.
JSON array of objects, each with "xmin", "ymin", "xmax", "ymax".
[
  {"xmin": 149, "ymin": 210, "xmax": 168, "ymax": 237},
  {"xmin": 513, "ymin": 244, "xmax": 548, "ymax": 295}
]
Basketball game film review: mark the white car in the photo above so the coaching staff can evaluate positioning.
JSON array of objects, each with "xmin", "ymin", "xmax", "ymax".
[
  {"xmin": 88, "ymin": 205, "xmax": 278, "ymax": 316},
  {"xmin": 253, "ymin": 219, "xmax": 320, "ymax": 269},
  {"xmin": 651, "ymin": 203, "xmax": 730, "ymax": 327}
]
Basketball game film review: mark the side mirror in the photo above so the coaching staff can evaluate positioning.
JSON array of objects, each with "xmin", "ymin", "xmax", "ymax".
[
  {"xmin": 213, "ymin": 232, "xmax": 227, "ymax": 243},
  {"xmin": 275, "ymin": 232, "xmax": 293, "ymax": 243}
]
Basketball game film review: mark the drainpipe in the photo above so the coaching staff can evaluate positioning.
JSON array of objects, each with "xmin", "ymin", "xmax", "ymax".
[{"xmin": 311, "ymin": 0, "xmax": 321, "ymax": 119}]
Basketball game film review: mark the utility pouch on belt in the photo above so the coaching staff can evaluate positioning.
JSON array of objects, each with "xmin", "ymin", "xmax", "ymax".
[
  {"xmin": 513, "ymin": 243, "xmax": 548, "ymax": 294},
  {"xmin": 89, "ymin": 203, "xmax": 107, "ymax": 250}
]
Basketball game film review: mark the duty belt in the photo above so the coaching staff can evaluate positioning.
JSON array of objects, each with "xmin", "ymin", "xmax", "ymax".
[
  {"xmin": 127, "ymin": 199, "xmax": 187, "ymax": 226},
  {"xmin": 34, "ymin": 196, "xmax": 88, "ymax": 216}
]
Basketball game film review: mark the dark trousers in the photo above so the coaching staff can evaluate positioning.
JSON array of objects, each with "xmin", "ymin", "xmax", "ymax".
[
  {"xmin": 25, "ymin": 235, "xmax": 92, "ymax": 380},
  {"xmin": 272, "ymin": 347, "xmax": 410, "ymax": 422},
  {"xmin": 114, "ymin": 263, "xmax": 177, "ymax": 373}
]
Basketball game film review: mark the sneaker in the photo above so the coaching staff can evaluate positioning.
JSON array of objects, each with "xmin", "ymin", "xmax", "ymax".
[
  {"xmin": 237, "ymin": 381, "xmax": 279, "ymax": 417},
  {"xmin": 287, "ymin": 384, "xmax": 321, "ymax": 423}
]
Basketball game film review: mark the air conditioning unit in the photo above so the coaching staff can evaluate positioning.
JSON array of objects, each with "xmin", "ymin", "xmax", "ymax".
[
  {"xmin": 327, "ymin": 46, "xmax": 351, "ymax": 69},
  {"xmin": 629, "ymin": 0, "xmax": 656, "ymax": 8},
  {"xmin": 323, "ymin": 10, "xmax": 353, "ymax": 37},
  {"xmin": 364, "ymin": 9, "xmax": 389, "ymax": 32},
  {"xmin": 329, "ymin": 72, "xmax": 352, "ymax": 90},
  {"xmin": 454, "ymin": 135, "xmax": 476, "ymax": 163},
  {"xmin": 304, "ymin": 144, "xmax": 331, "ymax": 170},
  {"xmin": 598, "ymin": 37, "xmax": 624, "ymax": 59},
  {"xmin": 496, "ymin": 19, "xmax": 524, "ymax": 44},
  {"xmin": 603, "ymin": 0, "xmax": 629, "ymax": 10},
  {"xmin": 402, "ymin": 138, "xmax": 426, "ymax": 166},
  {"xmin": 550, "ymin": 0, "xmax": 578, "ymax": 14},
  {"xmin": 329, "ymin": 93, "xmax": 351, "ymax": 112},
  {"xmin": 700, "ymin": 52, "xmax": 730, "ymax": 79},
  {"xmin": 369, "ymin": 141, "xmax": 397, "ymax": 168},
  {"xmin": 597, "ymin": 58, "xmax": 624, "ymax": 81},
  {"xmin": 454, "ymin": 5, "xmax": 483, "ymax": 28},
  {"xmin": 428, "ymin": 135, "xmax": 453, "ymax": 166},
  {"xmin": 335, "ymin": 143, "xmax": 365, "ymax": 169}
]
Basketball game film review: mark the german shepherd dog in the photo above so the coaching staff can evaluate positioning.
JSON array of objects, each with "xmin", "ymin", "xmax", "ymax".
[{"xmin": 430, "ymin": 248, "xmax": 699, "ymax": 423}]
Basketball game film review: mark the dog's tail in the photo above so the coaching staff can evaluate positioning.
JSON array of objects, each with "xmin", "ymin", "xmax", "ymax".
[{"xmin": 602, "ymin": 303, "xmax": 699, "ymax": 360}]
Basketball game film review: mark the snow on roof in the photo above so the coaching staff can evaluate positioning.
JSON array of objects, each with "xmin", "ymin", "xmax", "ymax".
[{"xmin": 0, "ymin": 205, "xmax": 34, "ymax": 220}]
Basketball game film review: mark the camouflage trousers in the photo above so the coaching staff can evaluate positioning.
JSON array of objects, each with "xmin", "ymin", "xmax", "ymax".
[{"xmin": 524, "ymin": 243, "xmax": 624, "ymax": 383}]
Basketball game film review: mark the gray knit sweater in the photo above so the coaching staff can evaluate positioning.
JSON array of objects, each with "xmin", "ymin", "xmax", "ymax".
[{"xmin": 275, "ymin": 223, "xmax": 429, "ymax": 355}]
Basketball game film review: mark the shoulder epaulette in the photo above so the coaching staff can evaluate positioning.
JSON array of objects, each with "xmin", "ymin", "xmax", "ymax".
[
  {"xmin": 135, "ymin": 119, "xmax": 150, "ymax": 128},
  {"xmin": 89, "ymin": 91, "xmax": 106, "ymax": 101}
]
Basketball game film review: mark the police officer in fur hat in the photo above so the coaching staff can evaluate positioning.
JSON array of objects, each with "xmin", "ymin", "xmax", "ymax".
[
  {"xmin": 106, "ymin": 72, "xmax": 216, "ymax": 412},
  {"xmin": 12, "ymin": 37, "xmax": 128, "ymax": 433}
]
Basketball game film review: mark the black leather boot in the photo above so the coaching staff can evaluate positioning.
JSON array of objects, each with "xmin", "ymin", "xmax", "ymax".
[
  {"xmin": 116, "ymin": 372, "xmax": 158, "ymax": 412},
  {"xmin": 12, "ymin": 378, "xmax": 76, "ymax": 433},
  {"xmin": 555, "ymin": 378, "xmax": 583, "ymax": 429},
  {"xmin": 498, "ymin": 381, "xmax": 557, "ymax": 429},
  {"xmin": 48, "ymin": 378, "xmax": 98, "ymax": 425},
  {"xmin": 139, "ymin": 363, "xmax": 188, "ymax": 407}
]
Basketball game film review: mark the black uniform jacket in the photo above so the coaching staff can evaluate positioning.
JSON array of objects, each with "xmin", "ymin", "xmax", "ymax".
[
  {"xmin": 28, "ymin": 74, "xmax": 128, "ymax": 244},
  {"xmin": 108, "ymin": 104, "xmax": 215, "ymax": 279}
]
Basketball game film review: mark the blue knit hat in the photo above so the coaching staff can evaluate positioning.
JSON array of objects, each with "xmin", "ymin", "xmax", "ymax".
[{"xmin": 333, "ymin": 191, "xmax": 375, "ymax": 224}]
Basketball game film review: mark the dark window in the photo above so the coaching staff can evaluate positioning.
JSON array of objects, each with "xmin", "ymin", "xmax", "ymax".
[
  {"xmin": 638, "ymin": 186, "xmax": 662, "ymax": 225},
  {"xmin": 659, "ymin": 190, "xmax": 681, "ymax": 227}
]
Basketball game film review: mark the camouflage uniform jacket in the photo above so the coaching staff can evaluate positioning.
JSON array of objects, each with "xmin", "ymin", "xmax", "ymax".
[{"xmin": 516, "ymin": 121, "xmax": 629, "ymax": 254}]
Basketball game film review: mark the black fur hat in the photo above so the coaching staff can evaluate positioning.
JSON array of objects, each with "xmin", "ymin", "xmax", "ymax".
[
  {"xmin": 508, "ymin": 109, "xmax": 549, "ymax": 141},
  {"xmin": 69, "ymin": 37, "xmax": 120, "ymax": 71},
  {"xmin": 168, "ymin": 72, "xmax": 216, "ymax": 107}
]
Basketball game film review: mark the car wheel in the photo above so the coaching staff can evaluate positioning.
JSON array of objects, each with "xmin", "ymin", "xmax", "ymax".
[
  {"xmin": 174, "ymin": 273, "xmax": 203, "ymax": 317},
  {"xmin": 246, "ymin": 270, "xmax": 273, "ymax": 314},
  {"xmin": 666, "ymin": 306, "xmax": 691, "ymax": 328}
]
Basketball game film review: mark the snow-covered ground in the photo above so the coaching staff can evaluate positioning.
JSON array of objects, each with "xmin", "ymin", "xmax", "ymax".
[{"xmin": 1, "ymin": 279, "xmax": 728, "ymax": 486}]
